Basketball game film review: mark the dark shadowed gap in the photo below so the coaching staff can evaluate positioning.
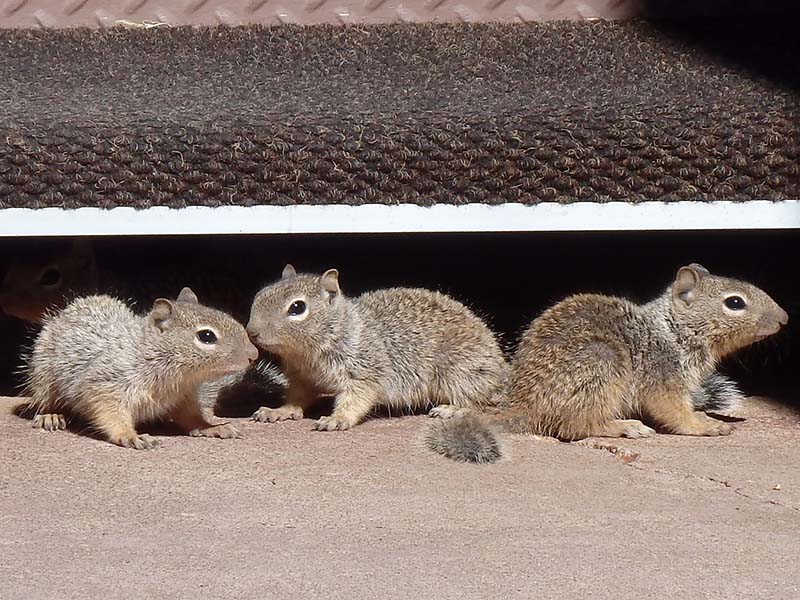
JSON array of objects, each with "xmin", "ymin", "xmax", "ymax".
[{"xmin": 1, "ymin": 230, "xmax": 796, "ymax": 403}]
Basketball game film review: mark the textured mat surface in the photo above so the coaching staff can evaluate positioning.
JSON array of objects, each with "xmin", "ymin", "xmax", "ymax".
[{"xmin": 1, "ymin": 21, "xmax": 799, "ymax": 208}]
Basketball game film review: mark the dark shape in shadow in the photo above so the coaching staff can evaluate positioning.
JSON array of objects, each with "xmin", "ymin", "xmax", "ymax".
[
  {"xmin": 212, "ymin": 357, "xmax": 287, "ymax": 418},
  {"xmin": 705, "ymin": 413, "xmax": 746, "ymax": 423},
  {"xmin": 646, "ymin": 9, "xmax": 800, "ymax": 91}
]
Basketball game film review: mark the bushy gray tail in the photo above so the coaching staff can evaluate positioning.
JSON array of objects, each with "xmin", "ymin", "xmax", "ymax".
[
  {"xmin": 198, "ymin": 358, "xmax": 287, "ymax": 417},
  {"xmin": 424, "ymin": 413, "xmax": 503, "ymax": 464},
  {"xmin": 692, "ymin": 372, "xmax": 745, "ymax": 413}
]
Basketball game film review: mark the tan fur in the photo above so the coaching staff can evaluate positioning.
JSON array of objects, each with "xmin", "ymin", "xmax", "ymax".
[
  {"xmin": 23, "ymin": 289, "xmax": 257, "ymax": 449},
  {"xmin": 425, "ymin": 264, "xmax": 788, "ymax": 462},
  {"xmin": 246, "ymin": 265, "xmax": 509, "ymax": 431},
  {"xmin": 509, "ymin": 264, "xmax": 788, "ymax": 440}
]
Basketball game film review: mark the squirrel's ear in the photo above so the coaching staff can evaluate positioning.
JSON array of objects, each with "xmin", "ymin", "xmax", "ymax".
[
  {"xmin": 176, "ymin": 287, "xmax": 199, "ymax": 305},
  {"xmin": 320, "ymin": 269, "xmax": 340, "ymax": 296},
  {"xmin": 687, "ymin": 263, "xmax": 710, "ymax": 277},
  {"xmin": 150, "ymin": 298, "xmax": 174, "ymax": 332},
  {"xmin": 282, "ymin": 264, "xmax": 297, "ymax": 279},
  {"xmin": 673, "ymin": 265, "xmax": 703, "ymax": 305}
]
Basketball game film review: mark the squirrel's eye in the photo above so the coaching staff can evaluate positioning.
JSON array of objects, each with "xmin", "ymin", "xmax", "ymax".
[
  {"xmin": 39, "ymin": 267, "xmax": 61, "ymax": 287},
  {"xmin": 197, "ymin": 329, "xmax": 218, "ymax": 344},
  {"xmin": 724, "ymin": 296, "xmax": 747, "ymax": 311},
  {"xmin": 287, "ymin": 300, "xmax": 307, "ymax": 316}
]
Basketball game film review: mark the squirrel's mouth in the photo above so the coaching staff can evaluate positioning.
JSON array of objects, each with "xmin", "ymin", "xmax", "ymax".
[
  {"xmin": 754, "ymin": 323, "xmax": 783, "ymax": 341},
  {"xmin": 220, "ymin": 362, "xmax": 251, "ymax": 376}
]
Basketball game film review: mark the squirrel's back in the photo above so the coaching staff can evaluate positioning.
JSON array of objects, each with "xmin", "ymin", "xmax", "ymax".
[
  {"xmin": 39, "ymin": 294, "xmax": 140, "ymax": 346},
  {"xmin": 357, "ymin": 287, "xmax": 504, "ymax": 363},
  {"xmin": 509, "ymin": 293, "xmax": 649, "ymax": 439},
  {"xmin": 26, "ymin": 295, "xmax": 143, "ymax": 395},
  {"xmin": 354, "ymin": 288, "xmax": 508, "ymax": 410}
]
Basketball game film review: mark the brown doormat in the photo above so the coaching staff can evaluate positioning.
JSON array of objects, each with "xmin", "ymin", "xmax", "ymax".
[{"xmin": 1, "ymin": 21, "xmax": 798, "ymax": 209}]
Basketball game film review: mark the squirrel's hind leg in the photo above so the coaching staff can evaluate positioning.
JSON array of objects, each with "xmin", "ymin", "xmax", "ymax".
[
  {"xmin": 642, "ymin": 387, "xmax": 734, "ymax": 436},
  {"xmin": 587, "ymin": 419, "xmax": 656, "ymax": 439},
  {"xmin": 88, "ymin": 397, "xmax": 159, "ymax": 449}
]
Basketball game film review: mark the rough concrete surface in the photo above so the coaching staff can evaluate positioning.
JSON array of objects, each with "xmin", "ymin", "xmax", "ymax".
[{"xmin": 1, "ymin": 395, "xmax": 798, "ymax": 600}]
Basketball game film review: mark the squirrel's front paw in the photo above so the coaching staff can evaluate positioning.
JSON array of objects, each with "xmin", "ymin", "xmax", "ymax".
[
  {"xmin": 114, "ymin": 433, "xmax": 159, "ymax": 450},
  {"xmin": 428, "ymin": 406, "xmax": 468, "ymax": 419},
  {"xmin": 313, "ymin": 415, "xmax": 355, "ymax": 431},
  {"xmin": 252, "ymin": 406, "xmax": 303, "ymax": 423},
  {"xmin": 32, "ymin": 413, "xmax": 66, "ymax": 431},
  {"xmin": 673, "ymin": 415, "xmax": 735, "ymax": 437},
  {"xmin": 702, "ymin": 420, "xmax": 735, "ymax": 436},
  {"xmin": 190, "ymin": 423, "xmax": 241, "ymax": 439},
  {"xmin": 619, "ymin": 421, "xmax": 656, "ymax": 439}
]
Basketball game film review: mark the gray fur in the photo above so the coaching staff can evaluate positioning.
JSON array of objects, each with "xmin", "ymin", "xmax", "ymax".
[
  {"xmin": 693, "ymin": 372, "xmax": 745, "ymax": 413},
  {"xmin": 247, "ymin": 267, "xmax": 509, "ymax": 430},
  {"xmin": 424, "ymin": 413, "xmax": 502, "ymax": 464},
  {"xmin": 23, "ymin": 292, "xmax": 257, "ymax": 448},
  {"xmin": 198, "ymin": 358, "xmax": 288, "ymax": 417}
]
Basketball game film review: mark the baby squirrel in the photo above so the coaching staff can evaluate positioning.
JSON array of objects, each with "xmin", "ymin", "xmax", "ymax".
[
  {"xmin": 245, "ymin": 264, "xmax": 509, "ymax": 431},
  {"xmin": 23, "ymin": 288, "xmax": 257, "ymax": 449},
  {"xmin": 0, "ymin": 238, "xmax": 285, "ymax": 414},
  {"xmin": 426, "ymin": 264, "xmax": 788, "ymax": 462},
  {"xmin": 0, "ymin": 239, "xmax": 99, "ymax": 323}
]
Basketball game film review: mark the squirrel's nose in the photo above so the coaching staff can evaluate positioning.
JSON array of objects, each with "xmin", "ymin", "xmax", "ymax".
[
  {"xmin": 777, "ymin": 307, "xmax": 789, "ymax": 327},
  {"xmin": 245, "ymin": 324, "xmax": 260, "ymax": 340},
  {"xmin": 246, "ymin": 343, "xmax": 258, "ymax": 362}
]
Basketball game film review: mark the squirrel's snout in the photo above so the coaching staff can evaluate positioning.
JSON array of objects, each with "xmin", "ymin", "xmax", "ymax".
[
  {"xmin": 755, "ymin": 307, "xmax": 789, "ymax": 340},
  {"xmin": 245, "ymin": 324, "xmax": 260, "ymax": 341},
  {"xmin": 245, "ymin": 342, "xmax": 258, "ymax": 362}
]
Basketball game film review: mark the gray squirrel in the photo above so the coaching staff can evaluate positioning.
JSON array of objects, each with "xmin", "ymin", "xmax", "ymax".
[
  {"xmin": 244, "ymin": 264, "xmax": 509, "ymax": 430},
  {"xmin": 23, "ymin": 288, "xmax": 257, "ymax": 449},
  {"xmin": 426, "ymin": 264, "xmax": 787, "ymax": 462}
]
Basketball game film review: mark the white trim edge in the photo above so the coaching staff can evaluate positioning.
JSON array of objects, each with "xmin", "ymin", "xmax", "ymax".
[{"xmin": 0, "ymin": 201, "xmax": 797, "ymax": 237}]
